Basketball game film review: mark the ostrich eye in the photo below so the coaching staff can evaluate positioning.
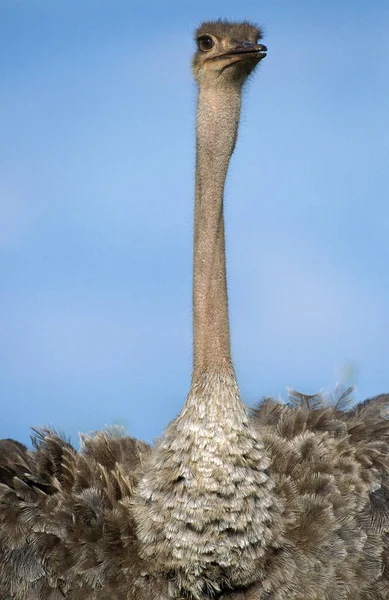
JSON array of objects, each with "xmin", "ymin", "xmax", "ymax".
[{"xmin": 198, "ymin": 36, "xmax": 214, "ymax": 52}]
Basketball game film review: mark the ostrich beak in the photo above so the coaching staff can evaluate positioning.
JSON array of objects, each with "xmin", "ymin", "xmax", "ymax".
[
  {"xmin": 208, "ymin": 42, "xmax": 268, "ymax": 64},
  {"xmin": 227, "ymin": 41, "xmax": 267, "ymax": 59}
]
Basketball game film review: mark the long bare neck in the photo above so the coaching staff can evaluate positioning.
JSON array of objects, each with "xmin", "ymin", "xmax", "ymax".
[
  {"xmin": 134, "ymin": 72, "xmax": 275, "ymax": 600},
  {"xmin": 192, "ymin": 84, "xmax": 242, "ymax": 377}
]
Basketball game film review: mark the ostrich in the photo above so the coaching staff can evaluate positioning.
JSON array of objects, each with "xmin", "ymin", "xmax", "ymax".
[
  {"xmin": 0, "ymin": 19, "xmax": 388, "ymax": 600},
  {"xmin": 133, "ymin": 20, "xmax": 274, "ymax": 598}
]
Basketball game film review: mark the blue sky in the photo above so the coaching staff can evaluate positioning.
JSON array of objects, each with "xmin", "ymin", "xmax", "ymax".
[{"xmin": 1, "ymin": 0, "xmax": 388, "ymax": 447}]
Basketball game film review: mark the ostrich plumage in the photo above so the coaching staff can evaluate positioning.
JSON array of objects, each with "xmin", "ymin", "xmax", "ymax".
[{"xmin": 1, "ymin": 19, "xmax": 388, "ymax": 600}]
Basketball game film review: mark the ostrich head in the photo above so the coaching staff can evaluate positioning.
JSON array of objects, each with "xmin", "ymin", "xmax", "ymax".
[{"xmin": 192, "ymin": 20, "xmax": 267, "ymax": 86}]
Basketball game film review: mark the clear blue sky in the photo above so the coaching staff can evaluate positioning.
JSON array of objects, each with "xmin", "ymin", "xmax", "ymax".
[{"xmin": 1, "ymin": 0, "xmax": 388, "ymax": 447}]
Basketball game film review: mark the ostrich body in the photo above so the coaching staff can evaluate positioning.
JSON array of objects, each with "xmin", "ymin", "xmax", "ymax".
[{"xmin": 1, "ymin": 20, "xmax": 389, "ymax": 600}]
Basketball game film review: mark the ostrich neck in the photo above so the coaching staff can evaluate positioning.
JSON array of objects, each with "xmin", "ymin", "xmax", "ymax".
[
  {"xmin": 134, "ymin": 78, "xmax": 276, "ymax": 600},
  {"xmin": 192, "ymin": 84, "xmax": 241, "ymax": 378}
]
